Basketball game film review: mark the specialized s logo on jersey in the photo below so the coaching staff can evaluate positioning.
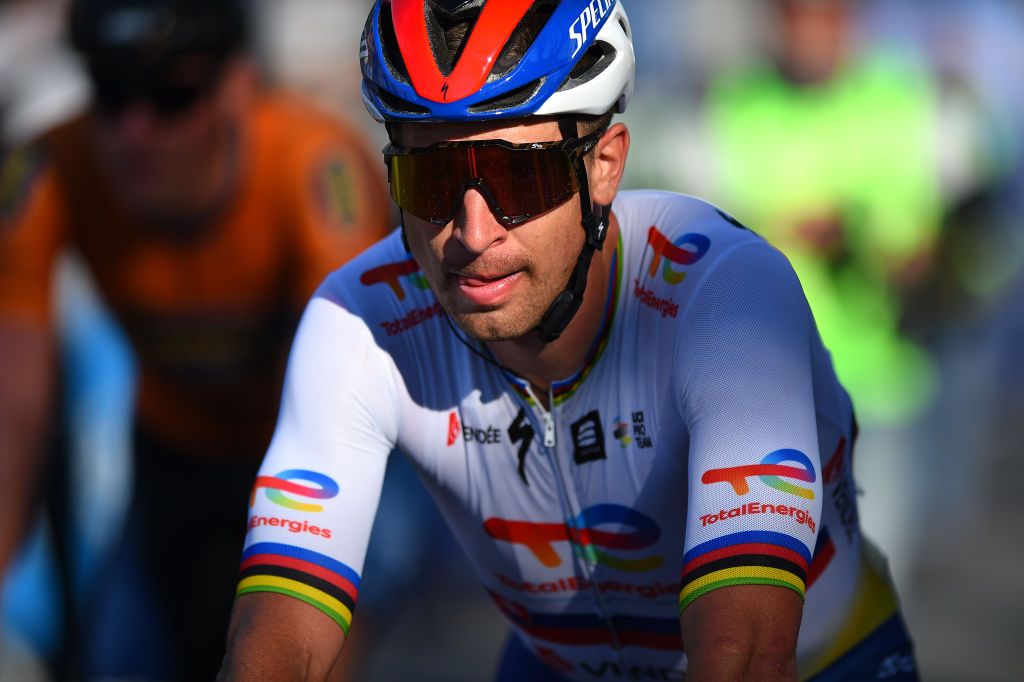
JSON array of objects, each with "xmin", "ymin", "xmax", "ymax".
[
  {"xmin": 508, "ymin": 408, "xmax": 535, "ymax": 486},
  {"xmin": 702, "ymin": 448, "xmax": 817, "ymax": 500}
]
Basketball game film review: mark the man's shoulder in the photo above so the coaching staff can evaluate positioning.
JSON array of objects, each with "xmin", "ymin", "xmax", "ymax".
[
  {"xmin": 0, "ymin": 116, "xmax": 88, "ymax": 228},
  {"xmin": 317, "ymin": 230, "xmax": 438, "ymax": 319},
  {"xmin": 613, "ymin": 190, "xmax": 790, "ymax": 322},
  {"xmin": 315, "ymin": 231, "xmax": 448, "ymax": 347},
  {"xmin": 615, "ymin": 190, "xmax": 767, "ymax": 277}
]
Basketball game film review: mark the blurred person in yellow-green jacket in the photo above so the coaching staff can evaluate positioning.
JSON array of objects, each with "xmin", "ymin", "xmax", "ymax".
[{"xmin": 702, "ymin": 0, "xmax": 943, "ymax": 428}]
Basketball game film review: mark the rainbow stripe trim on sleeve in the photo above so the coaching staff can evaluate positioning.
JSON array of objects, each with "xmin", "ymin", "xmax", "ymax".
[
  {"xmin": 237, "ymin": 542, "xmax": 360, "ymax": 636},
  {"xmin": 679, "ymin": 531, "xmax": 811, "ymax": 613}
]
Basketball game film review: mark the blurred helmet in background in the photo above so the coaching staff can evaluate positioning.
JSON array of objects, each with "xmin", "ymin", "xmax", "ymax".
[{"xmin": 69, "ymin": 0, "xmax": 249, "ymax": 117}]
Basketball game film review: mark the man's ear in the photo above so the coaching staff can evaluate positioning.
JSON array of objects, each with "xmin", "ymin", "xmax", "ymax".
[{"xmin": 588, "ymin": 122, "xmax": 630, "ymax": 207}]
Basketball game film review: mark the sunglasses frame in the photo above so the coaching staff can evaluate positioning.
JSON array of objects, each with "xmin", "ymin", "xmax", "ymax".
[
  {"xmin": 87, "ymin": 53, "xmax": 227, "ymax": 120},
  {"xmin": 383, "ymin": 132, "xmax": 602, "ymax": 227}
]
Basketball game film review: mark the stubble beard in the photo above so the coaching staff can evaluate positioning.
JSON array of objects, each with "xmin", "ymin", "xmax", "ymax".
[
  {"xmin": 439, "ymin": 257, "xmax": 577, "ymax": 342},
  {"xmin": 440, "ymin": 282, "xmax": 548, "ymax": 342}
]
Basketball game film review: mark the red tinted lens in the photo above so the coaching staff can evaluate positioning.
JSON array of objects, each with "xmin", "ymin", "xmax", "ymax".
[
  {"xmin": 387, "ymin": 146, "xmax": 471, "ymax": 225},
  {"xmin": 474, "ymin": 145, "xmax": 580, "ymax": 223},
  {"xmin": 386, "ymin": 143, "xmax": 579, "ymax": 225}
]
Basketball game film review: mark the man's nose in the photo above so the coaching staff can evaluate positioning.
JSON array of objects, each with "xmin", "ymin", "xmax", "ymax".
[{"xmin": 451, "ymin": 187, "xmax": 508, "ymax": 255}]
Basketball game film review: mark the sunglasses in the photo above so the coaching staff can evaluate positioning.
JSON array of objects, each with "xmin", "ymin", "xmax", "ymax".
[
  {"xmin": 383, "ymin": 133, "xmax": 601, "ymax": 227},
  {"xmin": 87, "ymin": 54, "xmax": 224, "ymax": 119}
]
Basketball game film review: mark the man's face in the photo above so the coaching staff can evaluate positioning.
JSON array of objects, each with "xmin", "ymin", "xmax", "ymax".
[
  {"xmin": 89, "ymin": 54, "xmax": 247, "ymax": 218},
  {"xmin": 396, "ymin": 120, "xmax": 588, "ymax": 342},
  {"xmin": 774, "ymin": 0, "xmax": 851, "ymax": 85}
]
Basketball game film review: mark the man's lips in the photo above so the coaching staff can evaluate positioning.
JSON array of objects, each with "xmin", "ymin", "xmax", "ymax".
[
  {"xmin": 457, "ymin": 273, "xmax": 512, "ymax": 286},
  {"xmin": 452, "ymin": 270, "xmax": 523, "ymax": 305}
]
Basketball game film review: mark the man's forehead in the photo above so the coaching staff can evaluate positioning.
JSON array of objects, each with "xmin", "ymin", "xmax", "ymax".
[{"xmin": 393, "ymin": 118, "xmax": 564, "ymax": 147}]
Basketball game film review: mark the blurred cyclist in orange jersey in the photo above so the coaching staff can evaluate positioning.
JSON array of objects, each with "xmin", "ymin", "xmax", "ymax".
[{"xmin": 0, "ymin": 0, "xmax": 392, "ymax": 677}]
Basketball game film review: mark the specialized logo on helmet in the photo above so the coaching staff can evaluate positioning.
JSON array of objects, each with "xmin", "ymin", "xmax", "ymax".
[
  {"xmin": 646, "ymin": 226, "xmax": 711, "ymax": 285},
  {"xmin": 702, "ymin": 449, "xmax": 817, "ymax": 500},
  {"xmin": 570, "ymin": 0, "xmax": 615, "ymax": 58}
]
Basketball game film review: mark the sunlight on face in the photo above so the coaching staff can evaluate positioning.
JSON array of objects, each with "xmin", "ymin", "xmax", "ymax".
[{"xmin": 396, "ymin": 120, "xmax": 587, "ymax": 342}]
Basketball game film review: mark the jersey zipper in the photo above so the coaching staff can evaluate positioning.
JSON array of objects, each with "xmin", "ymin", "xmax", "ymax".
[
  {"xmin": 521, "ymin": 384, "xmax": 629, "ymax": 666},
  {"xmin": 523, "ymin": 384, "xmax": 556, "ymax": 448}
]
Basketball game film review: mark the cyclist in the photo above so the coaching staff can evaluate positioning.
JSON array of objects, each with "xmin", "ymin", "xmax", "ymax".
[
  {"xmin": 0, "ymin": 0, "xmax": 390, "ymax": 677},
  {"xmin": 220, "ymin": 1, "xmax": 917, "ymax": 680}
]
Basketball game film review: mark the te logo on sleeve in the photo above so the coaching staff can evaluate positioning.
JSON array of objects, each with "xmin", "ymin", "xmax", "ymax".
[
  {"xmin": 701, "ymin": 448, "xmax": 817, "ymax": 500},
  {"xmin": 250, "ymin": 469, "xmax": 340, "ymax": 512}
]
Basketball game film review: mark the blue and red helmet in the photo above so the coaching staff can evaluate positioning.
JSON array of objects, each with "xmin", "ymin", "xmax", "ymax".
[{"xmin": 360, "ymin": 0, "xmax": 635, "ymax": 123}]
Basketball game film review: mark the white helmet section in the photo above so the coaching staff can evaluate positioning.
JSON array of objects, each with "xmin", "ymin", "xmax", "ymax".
[{"xmin": 535, "ymin": 1, "xmax": 635, "ymax": 117}]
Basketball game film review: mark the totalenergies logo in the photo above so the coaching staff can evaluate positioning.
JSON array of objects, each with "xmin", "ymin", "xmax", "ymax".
[
  {"xmin": 359, "ymin": 258, "xmax": 430, "ymax": 300},
  {"xmin": 250, "ymin": 469, "xmax": 339, "ymax": 512},
  {"xmin": 702, "ymin": 449, "xmax": 817, "ymax": 500},
  {"xmin": 484, "ymin": 504, "xmax": 664, "ymax": 572},
  {"xmin": 647, "ymin": 226, "xmax": 711, "ymax": 285}
]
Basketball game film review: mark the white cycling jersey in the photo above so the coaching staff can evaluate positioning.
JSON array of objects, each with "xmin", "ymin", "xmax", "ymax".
[{"xmin": 237, "ymin": 190, "xmax": 899, "ymax": 680}]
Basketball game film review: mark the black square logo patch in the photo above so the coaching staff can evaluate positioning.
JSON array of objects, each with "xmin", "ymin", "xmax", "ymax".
[{"xmin": 571, "ymin": 410, "xmax": 606, "ymax": 465}]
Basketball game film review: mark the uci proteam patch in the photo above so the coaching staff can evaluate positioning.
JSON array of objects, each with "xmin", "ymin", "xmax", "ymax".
[{"xmin": 0, "ymin": 144, "xmax": 46, "ymax": 226}]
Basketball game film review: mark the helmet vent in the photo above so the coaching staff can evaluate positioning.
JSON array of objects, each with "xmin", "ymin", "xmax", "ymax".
[
  {"xmin": 374, "ymin": 85, "xmax": 431, "ymax": 116},
  {"xmin": 468, "ymin": 78, "xmax": 544, "ymax": 114},
  {"xmin": 490, "ymin": 0, "xmax": 558, "ymax": 80},
  {"xmin": 558, "ymin": 41, "xmax": 614, "ymax": 92},
  {"xmin": 427, "ymin": 0, "xmax": 485, "ymax": 76},
  {"xmin": 378, "ymin": 2, "xmax": 412, "ymax": 85}
]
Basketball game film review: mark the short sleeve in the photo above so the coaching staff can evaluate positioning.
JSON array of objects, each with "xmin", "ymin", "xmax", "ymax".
[
  {"xmin": 676, "ymin": 242, "xmax": 824, "ymax": 613},
  {"xmin": 0, "ymin": 143, "xmax": 66, "ymax": 326},
  {"xmin": 237, "ymin": 293, "xmax": 400, "ymax": 635}
]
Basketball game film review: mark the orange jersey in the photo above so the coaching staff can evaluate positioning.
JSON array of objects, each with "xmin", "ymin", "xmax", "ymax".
[{"xmin": 0, "ymin": 93, "xmax": 393, "ymax": 457}]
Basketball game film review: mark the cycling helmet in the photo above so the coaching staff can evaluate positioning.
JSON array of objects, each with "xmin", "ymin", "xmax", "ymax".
[
  {"xmin": 360, "ymin": 0, "xmax": 635, "ymax": 122},
  {"xmin": 70, "ymin": 0, "xmax": 248, "ymax": 60}
]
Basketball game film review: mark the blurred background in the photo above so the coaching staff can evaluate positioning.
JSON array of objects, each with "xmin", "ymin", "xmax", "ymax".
[{"xmin": 1, "ymin": 0, "xmax": 1022, "ymax": 680}]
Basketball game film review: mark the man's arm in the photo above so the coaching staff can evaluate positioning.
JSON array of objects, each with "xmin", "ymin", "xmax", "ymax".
[
  {"xmin": 674, "ymin": 234, "xmax": 826, "ymax": 681},
  {"xmin": 218, "ymin": 291, "xmax": 397, "ymax": 679},
  {"xmin": 681, "ymin": 585, "xmax": 802, "ymax": 681},
  {"xmin": 219, "ymin": 592, "xmax": 345, "ymax": 681},
  {"xmin": 0, "ymin": 322, "xmax": 55, "ymax": 572}
]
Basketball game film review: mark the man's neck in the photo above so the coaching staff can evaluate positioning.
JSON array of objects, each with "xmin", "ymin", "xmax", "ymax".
[{"xmin": 486, "ymin": 213, "xmax": 620, "ymax": 402}]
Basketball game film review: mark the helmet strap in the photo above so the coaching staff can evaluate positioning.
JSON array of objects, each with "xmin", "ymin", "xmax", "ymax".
[{"xmin": 535, "ymin": 118, "xmax": 610, "ymax": 343}]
